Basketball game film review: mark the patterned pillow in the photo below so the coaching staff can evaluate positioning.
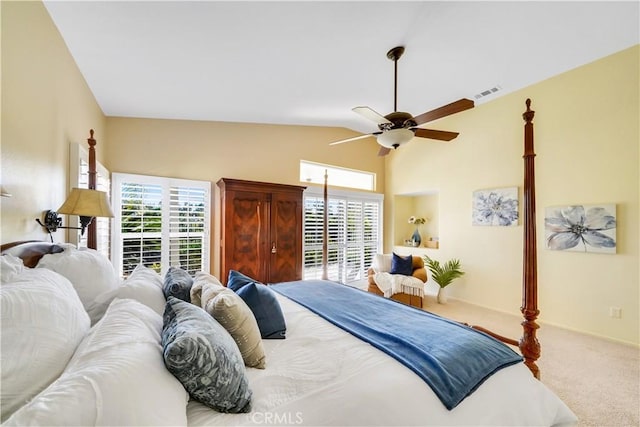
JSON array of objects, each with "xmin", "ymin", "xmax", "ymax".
[
  {"xmin": 161, "ymin": 297, "xmax": 252, "ymax": 413},
  {"xmin": 227, "ymin": 269, "xmax": 260, "ymax": 292},
  {"xmin": 390, "ymin": 253, "xmax": 413, "ymax": 276},
  {"xmin": 163, "ymin": 267, "xmax": 193, "ymax": 302},
  {"xmin": 236, "ymin": 282, "xmax": 286, "ymax": 339},
  {"xmin": 210, "ymin": 290, "xmax": 266, "ymax": 369}
]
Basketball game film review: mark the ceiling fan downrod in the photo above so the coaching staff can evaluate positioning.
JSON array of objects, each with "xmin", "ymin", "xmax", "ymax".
[{"xmin": 386, "ymin": 46, "xmax": 405, "ymax": 113}]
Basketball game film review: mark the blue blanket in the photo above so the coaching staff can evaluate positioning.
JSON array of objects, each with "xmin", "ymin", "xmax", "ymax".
[{"xmin": 271, "ymin": 280, "xmax": 523, "ymax": 410}]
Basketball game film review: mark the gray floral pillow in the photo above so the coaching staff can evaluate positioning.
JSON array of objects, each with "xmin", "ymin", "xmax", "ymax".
[
  {"xmin": 163, "ymin": 267, "xmax": 193, "ymax": 302},
  {"xmin": 161, "ymin": 297, "xmax": 252, "ymax": 413}
]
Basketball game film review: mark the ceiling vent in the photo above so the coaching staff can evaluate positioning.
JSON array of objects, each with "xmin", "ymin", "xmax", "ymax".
[{"xmin": 474, "ymin": 85, "xmax": 502, "ymax": 100}]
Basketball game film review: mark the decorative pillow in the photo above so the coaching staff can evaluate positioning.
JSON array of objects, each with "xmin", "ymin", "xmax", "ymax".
[
  {"xmin": 163, "ymin": 266, "xmax": 193, "ymax": 302},
  {"xmin": 371, "ymin": 253, "xmax": 392, "ymax": 273},
  {"xmin": 191, "ymin": 271, "xmax": 225, "ymax": 307},
  {"xmin": 227, "ymin": 269, "xmax": 260, "ymax": 292},
  {"xmin": 162, "ymin": 297, "xmax": 252, "ymax": 413},
  {"xmin": 3, "ymin": 298, "xmax": 189, "ymax": 426},
  {"xmin": 235, "ymin": 282, "xmax": 286, "ymax": 339},
  {"xmin": 86, "ymin": 264, "xmax": 166, "ymax": 324},
  {"xmin": 36, "ymin": 243, "xmax": 119, "ymax": 310},
  {"xmin": 390, "ymin": 252, "xmax": 413, "ymax": 276},
  {"xmin": 0, "ymin": 267, "xmax": 90, "ymax": 421},
  {"xmin": 209, "ymin": 290, "xmax": 266, "ymax": 369}
]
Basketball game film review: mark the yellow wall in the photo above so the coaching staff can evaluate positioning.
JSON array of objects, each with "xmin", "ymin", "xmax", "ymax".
[
  {"xmin": 1, "ymin": 1, "xmax": 106, "ymax": 243},
  {"xmin": 105, "ymin": 117, "xmax": 385, "ymax": 278},
  {"xmin": 386, "ymin": 46, "xmax": 639, "ymax": 345}
]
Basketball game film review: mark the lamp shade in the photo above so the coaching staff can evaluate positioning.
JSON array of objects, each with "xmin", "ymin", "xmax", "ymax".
[
  {"xmin": 377, "ymin": 128, "xmax": 414, "ymax": 149},
  {"xmin": 57, "ymin": 188, "xmax": 114, "ymax": 218}
]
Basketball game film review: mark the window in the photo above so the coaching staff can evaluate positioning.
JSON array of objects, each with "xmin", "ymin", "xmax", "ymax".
[
  {"xmin": 303, "ymin": 186, "xmax": 382, "ymax": 284},
  {"xmin": 111, "ymin": 173, "xmax": 211, "ymax": 278},
  {"xmin": 300, "ymin": 160, "xmax": 375, "ymax": 191},
  {"xmin": 70, "ymin": 143, "xmax": 111, "ymax": 258}
]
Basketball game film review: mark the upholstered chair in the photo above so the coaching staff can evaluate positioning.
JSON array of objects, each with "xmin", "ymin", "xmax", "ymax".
[{"xmin": 367, "ymin": 254, "xmax": 427, "ymax": 308}]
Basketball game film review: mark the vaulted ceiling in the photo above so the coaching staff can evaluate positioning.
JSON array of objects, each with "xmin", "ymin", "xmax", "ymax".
[{"xmin": 44, "ymin": 1, "xmax": 639, "ymax": 134}]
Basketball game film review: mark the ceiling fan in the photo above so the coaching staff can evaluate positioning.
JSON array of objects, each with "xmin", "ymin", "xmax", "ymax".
[{"xmin": 330, "ymin": 46, "xmax": 474, "ymax": 156}]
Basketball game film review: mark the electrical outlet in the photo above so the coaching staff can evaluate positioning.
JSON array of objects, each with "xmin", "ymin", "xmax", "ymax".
[{"xmin": 609, "ymin": 307, "xmax": 622, "ymax": 319}]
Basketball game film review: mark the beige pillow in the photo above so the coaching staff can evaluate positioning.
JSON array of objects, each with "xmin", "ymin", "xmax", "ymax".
[
  {"xmin": 210, "ymin": 289, "xmax": 266, "ymax": 369},
  {"xmin": 191, "ymin": 272, "xmax": 225, "ymax": 307}
]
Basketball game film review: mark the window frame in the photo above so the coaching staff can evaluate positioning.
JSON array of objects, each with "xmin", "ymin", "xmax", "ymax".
[
  {"xmin": 111, "ymin": 172, "xmax": 211, "ymax": 278},
  {"xmin": 300, "ymin": 160, "xmax": 376, "ymax": 192}
]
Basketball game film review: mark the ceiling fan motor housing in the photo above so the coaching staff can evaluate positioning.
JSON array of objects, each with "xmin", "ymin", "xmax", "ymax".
[{"xmin": 379, "ymin": 111, "xmax": 417, "ymax": 131}]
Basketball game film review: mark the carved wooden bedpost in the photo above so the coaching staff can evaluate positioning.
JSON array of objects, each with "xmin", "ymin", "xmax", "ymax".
[
  {"xmin": 322, "ymin": 169, "xmax": 329, "ymax": 280},
  {"xmin": 87, "ymin": 129, "xmax": 97, "ymax": 250},
  {"xmin": 520, "ymin": 99, "xmax": 541, "ymax": 378}
]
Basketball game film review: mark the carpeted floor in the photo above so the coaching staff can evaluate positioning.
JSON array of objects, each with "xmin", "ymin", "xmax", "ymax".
[{"xmin": 423, "ymin": 295, "xmax": 640, "ymax": 427}]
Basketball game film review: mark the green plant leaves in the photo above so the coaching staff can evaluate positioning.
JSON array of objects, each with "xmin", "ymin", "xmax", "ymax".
[{"xmin": 423, "ymin": 256, "xmax": 465, "ymax": 289}]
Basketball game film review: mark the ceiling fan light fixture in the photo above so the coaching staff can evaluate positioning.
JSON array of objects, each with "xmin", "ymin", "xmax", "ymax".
[{"xmin": 377, "ymin": 128, "xmax": 414, "ymax": 149}]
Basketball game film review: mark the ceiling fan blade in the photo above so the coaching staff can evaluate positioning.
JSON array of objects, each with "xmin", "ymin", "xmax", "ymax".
[
  {"xmin": 413, "ymin": 128, "xmax": 460, "ymax": 141},
  {"xmin": 378, "ymin": 146, "xmax": 391, "ymax": 156},
  {"xmin": 412, "ymin": 98, "xmax": 474, "ymax": 126},
  {"xmin": 329, "ymin": 132, "xmax": 379, "ymax": 146},
  {"xmin": 352, "ymin": 106, "xmax": 392, "ymax": 125}
]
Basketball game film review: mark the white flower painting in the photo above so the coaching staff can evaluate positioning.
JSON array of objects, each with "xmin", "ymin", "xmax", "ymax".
[
  {"xmin": 544, "ymin": 204, "xmax": 616, "ymax": 254},
  {"xmin": 472, "ymin": 187, "xmax": 519, "ymax": 226}
]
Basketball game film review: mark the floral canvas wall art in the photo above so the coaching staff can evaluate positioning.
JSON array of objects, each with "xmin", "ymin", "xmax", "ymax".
[
  {"xmin": 544, "ymin": 204, "xmax": 616, "ymax": 253},
  {"xmin": 472, "ymin": 187, "xmax": 518, "ymax": 226}
]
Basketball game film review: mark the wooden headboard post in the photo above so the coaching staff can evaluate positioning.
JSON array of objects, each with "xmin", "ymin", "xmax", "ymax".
[
  {"xmin": 87, "ymin": 129, "xmax": 97, "ymax": 250},
  {"xmin": 519, "ymin": 99, "xmax": 541, "ymax": 379}
]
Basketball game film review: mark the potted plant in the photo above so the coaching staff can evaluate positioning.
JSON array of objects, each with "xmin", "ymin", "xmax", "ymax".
[{"xmin": 423, "ymin": 256, "xmax": 465, "ymax": 304}]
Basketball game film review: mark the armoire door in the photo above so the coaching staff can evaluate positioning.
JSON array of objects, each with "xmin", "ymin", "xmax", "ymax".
[
  {"xmin": 222, "ymin": 190, "xmax": 270, "ymax": 283},
  {"xmin": 269, "ymin": 192, "xmax": 303, "ymax": 283}
]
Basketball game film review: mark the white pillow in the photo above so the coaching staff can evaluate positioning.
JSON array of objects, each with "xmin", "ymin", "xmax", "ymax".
[
  {"xmin": 0, "ymin": 267, "xmax": 90, "ymax": 421},
  {"xmin": 4, "ymin": 298, "xmax": 189, "ymax": 426},
  {"xmin": 0, "ymin": 254, "xmax": 24, "ymax": 282},
  {"xmin": 36, "ymin": 243, "xmax": 119, "ymax": 310},
  {"xmin": 86, "ymin": 264, "xmax": 166, "ymax": 324},
  {"xmin": 372, "ymin": 253, "xmax": 393, "ymax": 273}
]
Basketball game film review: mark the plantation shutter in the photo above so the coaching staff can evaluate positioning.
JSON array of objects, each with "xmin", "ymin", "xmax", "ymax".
[
  {"xmin": 112, "ymin": 173, "xmax": 210, "ymax": 278},
  {"xmin": 168, "ymin": 186, "xmax": 207, "ymax": 274},
  {"xmin": 303, "ymin": 188, "xmax": 382, "ymax": 283}
]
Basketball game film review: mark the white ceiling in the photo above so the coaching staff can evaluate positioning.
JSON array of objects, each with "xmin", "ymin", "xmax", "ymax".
[{"xmin": 43, "ymin": 1, "xmax": 639, "ymax": 134}]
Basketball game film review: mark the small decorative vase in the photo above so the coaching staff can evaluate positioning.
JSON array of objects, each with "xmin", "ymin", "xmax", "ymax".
[
  {"xmin": 437, "ymin": 287, "xmax": 448, "ymax": 304},
  {"xmin": 411, "ymin": 227, "xmax": 422, "ymax": 246}
]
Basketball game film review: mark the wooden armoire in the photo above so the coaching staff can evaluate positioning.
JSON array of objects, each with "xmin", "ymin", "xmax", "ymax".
[{"xmin": 217, "ymin": 178, "xmax": 306, "ymax": 284}]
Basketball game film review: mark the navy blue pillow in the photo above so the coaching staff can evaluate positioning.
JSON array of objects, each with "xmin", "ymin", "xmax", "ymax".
[
  {"xmin": 235, "ymin": 283, "xmax": 286, "ymax": 339},
  {"xmin": 227, "ymin": 270, "xmax": 260, "ymax": 292},
  {"xmin": 163, "ymin": 267, "xmax": 193, "ymax": 302},
  {"xmin": 390, "ymin": 253, "xmax": 413, "ymax": 276}
]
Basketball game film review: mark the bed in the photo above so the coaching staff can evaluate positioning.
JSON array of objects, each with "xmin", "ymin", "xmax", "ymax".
[{"xmin": 0, "ymin": 101, "xmax": 578, "ymax": 426}]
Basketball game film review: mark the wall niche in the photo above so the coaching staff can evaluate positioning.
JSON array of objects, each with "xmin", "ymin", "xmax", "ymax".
[{"xmin": 393, "ymin": 191, "xmax": 439, "ymax": 249}]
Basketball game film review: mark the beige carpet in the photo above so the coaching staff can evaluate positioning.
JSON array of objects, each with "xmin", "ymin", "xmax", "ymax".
[{"xmin": 424, "ymin": 295, "xmax": 640, "ymax": 427}]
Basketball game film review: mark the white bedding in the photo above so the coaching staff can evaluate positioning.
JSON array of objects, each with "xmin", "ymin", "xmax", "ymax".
[{"xmin": 187, "ymin": 294, "xmax": 578, "ymax": 427}]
